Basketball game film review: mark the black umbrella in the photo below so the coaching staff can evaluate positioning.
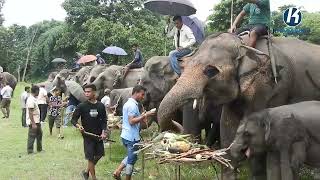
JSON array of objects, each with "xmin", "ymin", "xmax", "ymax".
[
  {"xmin": 144, "ymin": 0, "xmax": 196, "ymax": 16},
  {"xmin": 52, "ymin": 58, "xmax": 67, "ymax": 63}
]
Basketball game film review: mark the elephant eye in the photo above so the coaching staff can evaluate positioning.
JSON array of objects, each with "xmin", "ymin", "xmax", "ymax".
[
  {"xmin": 243, "ymin": 131, "xmax": 251, "ymax": 137},
  {"xmin": 203, "ymin": 65, "xmax": 220, "ymax": 79}
]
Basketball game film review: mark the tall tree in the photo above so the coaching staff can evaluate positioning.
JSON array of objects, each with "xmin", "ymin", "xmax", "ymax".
[{"xmin": 207, "ymin": 0, "xmax": 247, "ymax": 33}]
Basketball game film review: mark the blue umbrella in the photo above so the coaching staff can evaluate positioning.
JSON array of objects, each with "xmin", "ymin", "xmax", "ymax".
[
  {"xmin": 102, "ymin": 46, "xmax": 128, "ymax": 56},
  {"xmin": 182, "ymin": 15, "xmax": 205, "ymax": 44}
]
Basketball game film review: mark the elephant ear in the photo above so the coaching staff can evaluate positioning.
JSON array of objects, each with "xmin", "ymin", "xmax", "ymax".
[{"xmin": 238, "ymin": 45, "xmax": 271, "ymax": 95}]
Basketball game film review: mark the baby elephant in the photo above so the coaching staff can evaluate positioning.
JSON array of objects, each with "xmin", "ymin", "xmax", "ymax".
[{"xmin": 230, "ymin": 101, "xmax": 320, "ymax": 180}]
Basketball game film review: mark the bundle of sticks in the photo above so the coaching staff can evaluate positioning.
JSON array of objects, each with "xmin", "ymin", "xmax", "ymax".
[{"xmin": 133, "ymin": 132, "xmax": 234, "ymax": 169}]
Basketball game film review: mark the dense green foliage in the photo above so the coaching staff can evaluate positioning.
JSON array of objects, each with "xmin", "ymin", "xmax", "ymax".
[
  {"xmin": 207, "ymin": 1, "xmax": 320, "ymax": 45},
  {"xmin": 0, "ymin": 0, "xmax": 168, "ymax": 79}
]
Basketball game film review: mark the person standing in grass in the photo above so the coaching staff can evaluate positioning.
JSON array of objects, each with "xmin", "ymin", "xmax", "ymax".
[
  {"xmin": 37, "ymin": 85, "xmax": 48, "ymax": 123},
  {"xmin": 71, "ymin": 84, "xmax": 107, "ymax": 180},
  {"xmin": 63, "ymin": 94, "xmax": 80, "ymax": 127},
  {"xmin": 26, "ymin": 85, "xmax": 43, "ymax": 154},
  {"xmin": 21, "ymin": 86, "xmax": 30, "ymax": 127},
  {"xmin": 48, "ymin": 87, "xmax": 65, "ymax": 139},
  {"xmin": 113, "ymin": 85, "xmax": 155, "ymax": 180},
  {"xmin": 0, "ymin": 82, "xmax": 13, "ymax": 119}
]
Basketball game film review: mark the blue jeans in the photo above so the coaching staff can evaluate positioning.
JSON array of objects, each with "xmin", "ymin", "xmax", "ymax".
[
  {"xmin": 121, "ymin": 138, "xmax": 139, "ymax": 175},
  {"xmin": 169, "ymin": 48, "xmax": 192, "ymax": 75},
  {"xmin": 63, "ymin": 105, "xmax": 76, "ymax": 126}
]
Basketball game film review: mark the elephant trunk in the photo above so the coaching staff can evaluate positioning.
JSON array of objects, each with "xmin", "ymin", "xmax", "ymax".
[{"xmin": 157, "ymin": 65, "xmax": 207, "ymax": 132}]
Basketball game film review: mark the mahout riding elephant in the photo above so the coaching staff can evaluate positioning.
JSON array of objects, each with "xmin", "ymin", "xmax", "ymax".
[
  {"xmin": 53, "ymin": 76, "xmax": 87, "ymax": 102},
  {"xmin": 91, "ymin": 65, "xmax": 143, "ymax": 97},
  {"xmin": 83, "ymin": 64, "xmax": 108, "ymax": 86},
  {"xmin": 157, "ymin": 32, "xmax": 320, "ymax": 179},
  {"xmin": 0, "ymin": 72, "xmax": 17, "ymax": 91},
  {"xmin": 231, "ymin": 101, "xmax": 320, "ymax": 180}
]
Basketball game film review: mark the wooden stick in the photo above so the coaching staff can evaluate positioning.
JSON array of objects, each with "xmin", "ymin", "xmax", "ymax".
[
  {"xmin": 134, "ymin": 144, "xmax": 153, "ymax": 154},
  {"xmin": 82, "ymin": 131, "xmax": 116, "ymax": 142}
]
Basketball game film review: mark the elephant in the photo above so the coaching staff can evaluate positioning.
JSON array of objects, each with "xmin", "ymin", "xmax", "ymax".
[
  {"xmin": 91, "ymin": 65, "xmax": 143, "ymax": 97},
  {"xmin": 0, "ymin": 72, "xmax": 17, "ymax": 91},
  {"xmin": 83, "ymin": 64, "xmax": 108, "ymax": 86},
  {"xmin": 109, "ymin": 88, "xmax": 133, "ymax": 116},
  {"xmin": 230, "ymin": 101, "xmax": 320, "ymax": 180},
  {"xmin": 53, "ymin": 76, "xmax": 87, "ymax": 102},
  {"xmin": 72, "ymin": 66, "xmax": 93, "ymax": 85},
  {"xmin": 141, "ymin": 56, "xmax": 221, "ymax": 139},
  {"xmin": 36, "ymin": 71, "xmax": 59, "ymax": 88},
  {"xmin": 157, "ymin": 32, "xmax": 320, "ymax": 179}
]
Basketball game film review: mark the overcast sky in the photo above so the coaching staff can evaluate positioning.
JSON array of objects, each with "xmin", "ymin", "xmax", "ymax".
[{"xmin": 2, "ymin": 0, "xmax": 319, "ymax": 27}]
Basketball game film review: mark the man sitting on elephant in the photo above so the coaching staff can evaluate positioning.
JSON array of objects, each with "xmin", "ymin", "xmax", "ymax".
[
  {"xmin": 122, "ymin": 44, "xmax": 143, "ymax": 79},
  {"xmin": 166, "ymin": 16, "xmax": 196, "ymax": 76},
  {"xmin": 229, "ymin": 0, "xmax": 270, "ymax": 47}
]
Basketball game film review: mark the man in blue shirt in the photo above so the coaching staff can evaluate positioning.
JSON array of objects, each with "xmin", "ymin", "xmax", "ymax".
[{"xmin": 113, "ymin": 85, "xmax": 155, "ymax": 180}]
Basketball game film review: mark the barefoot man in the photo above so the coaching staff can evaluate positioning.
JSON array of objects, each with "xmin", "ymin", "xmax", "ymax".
[{"xmin": 71, "ymin": 84, "xmax": 107, "ymax": 180}]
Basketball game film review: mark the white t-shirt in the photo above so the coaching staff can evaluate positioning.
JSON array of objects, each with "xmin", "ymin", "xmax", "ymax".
[
  {"xmin": 20, "ymin": 91, "xmax": 29, "ymax": 108},
  {"xmin": 37, "ymin": 87, "xmax": 48, "ymax": 104},
  {"xmin": 101, "ymin": 96, "xmax": 110, "ymax": 107},
  {"xmin": 26, "ymin": 95, "xmax": 40, "ymax": 125},
  {"xmin": 0, "ymin": 85, "xmax": 13, "ymax": 99}
]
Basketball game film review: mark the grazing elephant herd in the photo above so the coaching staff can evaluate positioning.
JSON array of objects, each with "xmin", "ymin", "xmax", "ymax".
[{"xmin": 35, "ymin": 32, "xmax": 320, "ymax": 179}]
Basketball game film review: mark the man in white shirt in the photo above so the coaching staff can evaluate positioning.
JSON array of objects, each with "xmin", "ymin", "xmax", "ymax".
[
  {"xmin": 167, "ymin": 16, "xmax": 196, "ymax": 76},
  {"xmin": 20, "ymin": 86, "xmax": 30, "ymax": 127},
  {"xmin": 101, "ymin": 89, "xmax": 111, "ymax": 112},
  {"xmin": 37, "ymin": 85, "xmax": 48, "ymax": 122},
  {"xmin": 27, "ymin": 85, "xmax": 43, "ymax": 154},
  {"xmin": 1, "ymin": 82, "xmax": 13, "ymax": 119}
]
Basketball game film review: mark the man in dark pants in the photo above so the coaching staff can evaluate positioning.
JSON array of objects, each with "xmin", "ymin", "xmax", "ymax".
[
  {"xmin": 122, "ymin": 44, "xmax": 143, "ymax": 79},
  {"xmin": 72, "ymin": 84, "xmax": 107, "ymax": 180},
  {"xmin": 229, "ymin": 0, "xmax": 270, "ymax": 47},
  {"xmin": 21, "ymin": 86, "xmax": 30, "ymax": 127},
  {"xmin": 37, "ymin": 85, "xmax": 48, "ymax": 122},
  {"xmin": 26, "ymin": 85, "xmax": 43, "ymax": 154}
]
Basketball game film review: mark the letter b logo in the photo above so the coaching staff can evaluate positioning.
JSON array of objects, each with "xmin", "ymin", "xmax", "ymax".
[{"xmin": 283, "ymin": 7, "xmax": 302, "ymax": 27}]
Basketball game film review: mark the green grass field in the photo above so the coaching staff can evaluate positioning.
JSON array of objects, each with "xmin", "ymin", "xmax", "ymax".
[
  {"xmin": 0, "ymin": 83, "xmax": 314, "ymax": 180},
  {"xmin": 0, "ymin": 83, "xmax": 223, "ymax": 180}
]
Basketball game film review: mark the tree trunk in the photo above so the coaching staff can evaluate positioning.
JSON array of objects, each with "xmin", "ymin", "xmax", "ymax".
[{"xmin": 22, "ymin": 26, "xmax": 39, "ymax": 82}]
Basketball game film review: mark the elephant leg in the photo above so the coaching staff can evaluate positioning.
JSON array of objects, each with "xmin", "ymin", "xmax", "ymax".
[
  {"xmin": 266, "ymin": 151, "xmax": 281, "ymax": 180},
  {"xmin": 250, "ymin": 154, "xmax": 267, "ymax": 180},
  {"xmin": 206, "ymin": 123, "xmax": 220, "ymax": 148},
  {"xmin": 220, "ymin": 104, "xmax": 241, "ymax": 180},
  {"xmin": 280, "ymin": 149, "xmax": 294, "ymax": 180},
  {"xmin": 183, "ymin": 100, "xmax": 201, "ymax": 140},
  {"xmin": 291, "ymin": 141, "xmax": 306, "ymax": 180}
]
